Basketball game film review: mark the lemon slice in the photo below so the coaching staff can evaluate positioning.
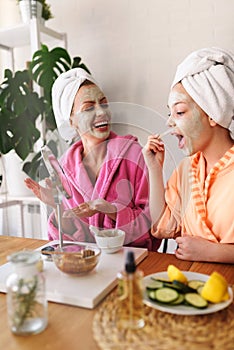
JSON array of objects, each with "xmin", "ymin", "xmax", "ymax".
[
  {"xmin": 201, "ymin": 271, "xmax": 229, "ymax": 303},
  {"xmin": 222, "ymin": 291, "xmax": 230, "ymax": 301},
  {"xmin": 167, "ymin": 265, "xmax": 188, "ymax": 284}
]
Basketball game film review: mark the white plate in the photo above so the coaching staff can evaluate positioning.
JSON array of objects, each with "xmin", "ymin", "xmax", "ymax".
[{"xmin": 143, "ymin": 271, "xmax": 233, "ymax": 316}]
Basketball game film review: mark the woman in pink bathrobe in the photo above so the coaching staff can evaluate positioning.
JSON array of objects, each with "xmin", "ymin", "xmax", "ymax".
[{"xmin": 25, "ymin": 68, "xmax": 160, "ymax": 251}]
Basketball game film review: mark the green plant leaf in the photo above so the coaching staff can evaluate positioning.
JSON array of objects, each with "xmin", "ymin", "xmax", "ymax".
[
  {"xmin": 23, "ymin": 139, "xmax": 58, "ymax": 181},
  {"xmin": 0, "ymin": 69, "xmax": 43, "ymax": 159},
  {"xmin": 0, "ymin": 44, "xmax": 90, "ymax": 180},
  {"xmin": 0, "ymin": 108, "xmax": 14, "ymax": 154},
  {"xmin": 72, "ymin": 57, "xmax": 91, "ymax": 73},
  {"xmin": 30, "ymin": 45, "xmax": 72, "ymax": 95},
  {"xmin": 23, "ymin": 151, "xmax": 43, "ymax": 180}
]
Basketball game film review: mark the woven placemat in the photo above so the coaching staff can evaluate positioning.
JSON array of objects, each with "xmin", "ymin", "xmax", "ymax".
[{"xmin": 93, "ymin": 290, "xmax": 234, "ymax": 350}]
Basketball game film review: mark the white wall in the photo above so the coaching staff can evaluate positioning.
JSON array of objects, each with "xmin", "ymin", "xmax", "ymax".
[
  {"xmin": 47, "ymin": 0, "xmax": 234, "ymax": 121},
  {"xmin": 1, "ymin": 0, "xmax": 234, "ymax": 119}
]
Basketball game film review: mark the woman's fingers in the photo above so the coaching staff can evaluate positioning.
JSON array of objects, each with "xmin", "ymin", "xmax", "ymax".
[
  {"xmin": 147, "ymin": 135, "xmax": 165, "ymax": 151},
  {"xmin": 66, "ymin": 202, "xmax": 97, "ymax": 218},
  {"xmin": 143, "ymin": 136, "xmax": 165, "ymax": 157},
  {"xmin": 24, "ymin": 178, "xmax": 41, "ymax": 198},
  {"xmin": 25, "ymin": 177, "xmax": 39, "ymax": 189},
  {"xmin": 45, "ymin": 177, "xmax": 53, "ymax": 188},
  {"xmin": 24, "ymin": 177, "xmax": 55, "ymax": 207}
]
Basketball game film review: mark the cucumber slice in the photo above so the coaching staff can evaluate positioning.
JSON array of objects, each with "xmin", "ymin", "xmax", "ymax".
[
  {"xmin": 155, "ymin": 288, "xmax": 179, "ymax": 304},
  {"xmin": 184, "ymin": 293, "xmax": 208, "ymax": 309},
  {"xmin": 148, "ymin": 290, "xmax": 157, "ymax": 301},
  {"xmin": 164, "ymin": 281, "xmax": 183, "ymax": 291},
  {"xmin": 172, "ymin": 280, "xmax": 196, "ymax": 293},
  {"xmin": 151, "ymin": 277, "xmax": 170, "ymax": 283},
  {"xmin": 197, "ymin": 285, "xmax": 204, "ymax": 295},
  {"xmin": 151, "ymin": 278, "xmax": 182, "ymax": 291},
  {"xmin": 146, "ymin": 280, "xmax": 164, "ymax": 290},
  {"xmin": 188, "ymin": 280, "xmax": 205, "ymax": 290},
  {"xmin": 170, "ymin": 293, "xmax": 185, "ymax": 305}
]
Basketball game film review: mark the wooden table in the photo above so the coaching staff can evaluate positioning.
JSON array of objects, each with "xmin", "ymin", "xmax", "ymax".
[{"xmin": 0, "ymin": 236, "xmax": 233, "ymax": 350}]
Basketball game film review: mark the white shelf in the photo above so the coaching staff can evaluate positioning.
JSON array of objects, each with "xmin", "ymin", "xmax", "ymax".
[
  {"xmin": 0, "ymin": 19, "xmax": 67, "ymax": 237},
  {"xmin": 0, "ymin": 20, "xmax": 66, "ymax": 48},
  {"xmin": 0, "ymin": 18, "xmax": 67, "ymax": 70}
]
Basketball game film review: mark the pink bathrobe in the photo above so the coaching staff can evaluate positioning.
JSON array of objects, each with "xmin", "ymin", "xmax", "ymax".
[{"xmin": 48, "ymin": 132, "xmax": 160, "ymax": 251}]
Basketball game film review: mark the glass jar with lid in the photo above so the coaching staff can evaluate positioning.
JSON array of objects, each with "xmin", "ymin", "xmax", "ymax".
[{"xmin": 6, "ymin": 250, "xmax": 48, "ymax": 335}]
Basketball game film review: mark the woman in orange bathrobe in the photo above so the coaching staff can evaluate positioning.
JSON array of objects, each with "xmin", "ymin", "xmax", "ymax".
[{"xmin": 143, "ymin": 47, "xmax": 234, "ymax": 263}]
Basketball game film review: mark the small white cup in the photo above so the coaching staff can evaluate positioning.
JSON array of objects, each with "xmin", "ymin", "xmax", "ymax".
[{"xmin": 91, "ymin": 228, "xmax": 125, "ymax": 254}]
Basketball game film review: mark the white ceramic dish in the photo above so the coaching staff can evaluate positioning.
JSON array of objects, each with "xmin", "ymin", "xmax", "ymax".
[
  {"xmin": 99, "ymin": 245, "xmax": 123, "ymax": 254},
  {"xmin": 90, "ymin": 227, "xmax": 125, "ymax": 254},
  {"xmin": 143, "ymin": 271, "xmax": 233, "ymax": 316}
]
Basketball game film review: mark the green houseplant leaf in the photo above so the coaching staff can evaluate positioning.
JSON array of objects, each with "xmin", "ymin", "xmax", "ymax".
[
  {"xmin": 30, "ymin": 44, "xmax": 91, "ymax": 133},
  {"xmin": 0, "ymin": 45, "xmax": 90, "ymax": 180},
  {"xmin": 23, "ymin": 139, "xmax": 57, "ymax": 181},
  {"xmin": 30, "ymin": 45, "xmax": 72, "ymax": 99},
  {"xmin": 0, "ymin": 69, "xmax": 44, "ymax": 160}
]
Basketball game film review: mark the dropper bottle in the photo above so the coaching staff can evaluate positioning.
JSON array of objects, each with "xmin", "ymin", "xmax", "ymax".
[{"xmin": 116, "ymin": 251, "xmax": 145, "ymax": 329}]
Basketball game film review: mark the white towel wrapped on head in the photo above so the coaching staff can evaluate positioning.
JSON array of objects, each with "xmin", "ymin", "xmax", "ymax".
[
  {"xmin": 171, "ymin": 47, "xmax": 234, "ymax": 139},
  {"xmin": 52, "ymin": 68, "xmax": 99, "ymax": 141}
]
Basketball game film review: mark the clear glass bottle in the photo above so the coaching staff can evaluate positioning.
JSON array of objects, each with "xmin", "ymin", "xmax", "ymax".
[
  {"xmin": 116, "ymin": 251, "xmax": 145, "ymax": 329},
  {"xmin": 6, "ymin": 250, "xmax": 48, "ymax": 335}
]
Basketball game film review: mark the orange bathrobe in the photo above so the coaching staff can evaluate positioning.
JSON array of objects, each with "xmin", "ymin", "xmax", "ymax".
[{"xmin": 156, "ymin": 145, "xmax": 234, "ymax": 243}]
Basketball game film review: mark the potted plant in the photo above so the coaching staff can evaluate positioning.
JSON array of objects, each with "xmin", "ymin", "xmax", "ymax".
[
  {"xmin": 40, "ymin": 0, "xmax": 53, "ymax": 21},
  {"xmin": 17, "ymin": 0, "xmax": 53, "ymax": 23},
  {"xmin": 0, "ymin": 45, "xmax": 90, "ymax": 181}
]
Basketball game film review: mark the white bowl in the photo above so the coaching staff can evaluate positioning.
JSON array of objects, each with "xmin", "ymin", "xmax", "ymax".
[{"xmin": 91, "ymin": 228, "xmax": 125, "ymax": 254}]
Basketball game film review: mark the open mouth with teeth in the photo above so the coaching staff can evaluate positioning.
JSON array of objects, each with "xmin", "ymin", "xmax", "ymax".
[{"xmin": 93, "ymin": 120, "xmax": 110, "ymax": 130}]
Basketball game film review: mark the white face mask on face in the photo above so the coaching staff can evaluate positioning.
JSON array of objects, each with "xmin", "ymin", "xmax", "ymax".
[
  {"xmin": 71, "ymin": 84, "xmax": 112, "ymax": 140},
  {"xmin": 168, "ymin": 89, "xmax": 205, "ymax": 156}
]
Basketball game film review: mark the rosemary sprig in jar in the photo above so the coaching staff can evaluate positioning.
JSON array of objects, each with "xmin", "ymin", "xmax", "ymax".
[{"xmin": 12, "ymin": 276, "xmax": 38, "ymax": 330}]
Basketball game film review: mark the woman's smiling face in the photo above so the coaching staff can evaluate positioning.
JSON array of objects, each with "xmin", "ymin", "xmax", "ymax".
[
  {"xmin": 70, "ymin": 83, "xmax": 111, "ymax": 141},
  {"xmin": 167, "ymin": 83, "xmax": 211, "ymax": 156}
]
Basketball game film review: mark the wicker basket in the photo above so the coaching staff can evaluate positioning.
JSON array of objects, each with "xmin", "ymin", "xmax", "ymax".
[{"xmin": 93, "ymin": 289, "xmax": 234, "ymax": 350}]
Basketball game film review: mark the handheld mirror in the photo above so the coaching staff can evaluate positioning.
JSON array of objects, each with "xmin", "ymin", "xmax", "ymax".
[{"xmin": 41, "ymin": 145, "xmax": 72, "ymax": 200}]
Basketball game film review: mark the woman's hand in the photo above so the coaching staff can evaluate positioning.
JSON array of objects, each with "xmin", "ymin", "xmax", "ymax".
[
  {"xmin": 142, "ymin": 134, "xmax": 166, "ymax": 229},
  {"xmin": 142, "ymin": 134, "xmax": 165, "ymax": 169},
  {"xmin": 175, "ymin": 236, "xmax": 234, "ymax": 263},
  {"xmin": 24, "ymin": 177, "xmax": 56, "ymax": 208},
  {"xmin": 63, "ymin": 199, "xmax": 117, "ymax": 220},
  {"xmin": 175, "ymin": 236, "xmax": 215, "ymax": 262}
]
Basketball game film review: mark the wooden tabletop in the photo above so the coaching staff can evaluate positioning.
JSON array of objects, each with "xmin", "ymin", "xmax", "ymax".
[{"xmin": 0, "ymin": 235, "xmax": 233, "ymax": 350}]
